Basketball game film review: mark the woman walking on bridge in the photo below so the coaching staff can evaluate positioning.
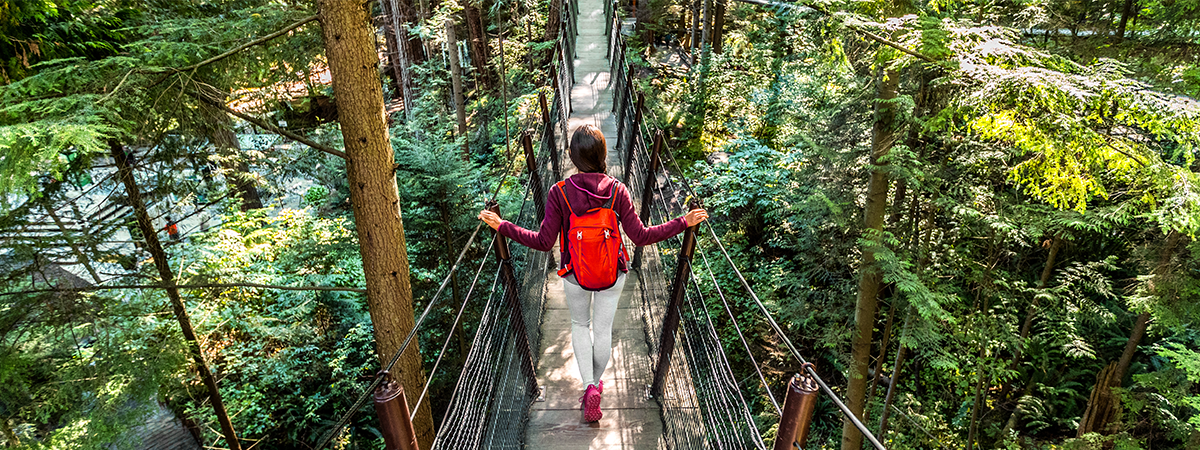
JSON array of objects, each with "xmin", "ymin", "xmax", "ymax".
[{"xmin": 479, "ymin": 124, "xmax": 708, "ymax": 423}]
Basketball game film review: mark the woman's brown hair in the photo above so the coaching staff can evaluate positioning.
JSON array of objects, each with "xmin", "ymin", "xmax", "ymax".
[{"xmin": 569, "ymin": 124, "xmax": 607, "ymax": 173}]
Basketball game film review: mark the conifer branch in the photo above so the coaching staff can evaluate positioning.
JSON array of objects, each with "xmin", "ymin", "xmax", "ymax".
[
  {"xmin": 190, "ymin": 91, "xmax": 348, "ymax": 159},
  {"xmin": 173, "ymin": 15, "xmax": 321, "ymax": 73},
  {"xmin": 0, "ymin": 282, "xmax": 367, "ymax": 297}
]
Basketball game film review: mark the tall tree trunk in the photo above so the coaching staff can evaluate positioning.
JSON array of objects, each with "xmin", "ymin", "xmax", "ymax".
[
  {"xmin": 636, "ymin": 0, "xmax": 656, "ymax": 50},
  {"xmin": 388, "ymin": 0, "xmax": 416, "ymax": 121},
  {"xmin": 1001, "ymin": 234, "xmax": 1061, "ymax": 399},
  {"xmin": 878, "ymin": 334, "xmax": 907, "ymax": 436},
  {"xmin": 700, "ymin": 0, "xmax": 711, "ymax": 49},
  {"xmin": 842, "ymin": 66, "xmax": 899, "ymax": 450},
  {"xmin": 711, "ymin": 0, "xmax": 726, "ymax": 53},
  {"xmin": 110, "ymin": 143, "xmax": 242, "ymax": 450},
  {"xmin": 863, "ymin": 298, "xmax": 897, "ymax": 425},
  {"xmin": 1078, "ymin": 230, "xmax": 1182, "ymax": 437},
  {"xmin": 689, "ymin": 0, "xmax": 700, "ymax": 55},
  {"xmin": 446, "ymin": 18, "xmax": 469, "ymax": 158},
  {"xmin": 394, "ymin": 0, "xmax": 426, "ymax": 66},
  {"xmin": 316, "ymin": 1, "xmax": 435, "ymax": 447},
  {"xmin": 464, "ymin": 0, "xmax": 492, "ymax": 90},
  {"xmin": 1116, "ymin": 0, "xmax": 1135, "ymax": 41},
  {"xmin": 212, "ymin": 126, "xmax": 263, "ymax": 211},
  {"xmin": 381, "ymin": 0, "xmax": 406, "ymax": 96}
]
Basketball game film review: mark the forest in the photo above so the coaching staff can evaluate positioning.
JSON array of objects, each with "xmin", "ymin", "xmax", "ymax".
[{"xmin": 0, "ymin": 0, "xmax": 1198, "ymax": 448}]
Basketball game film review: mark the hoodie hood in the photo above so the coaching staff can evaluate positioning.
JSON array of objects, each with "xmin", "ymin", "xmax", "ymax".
[{"xmin": 563, "ymin": 173, "xmax": 617, "ymax": 216}]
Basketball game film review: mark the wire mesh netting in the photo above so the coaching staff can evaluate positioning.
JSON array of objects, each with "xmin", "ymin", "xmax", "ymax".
[
  {"xmin": 431, "ymin": 21, "xmax": 566, "ymax": 445},
  {"xmin": 611, "ymin": 25, "xmax": 768, "ymax": 450}
]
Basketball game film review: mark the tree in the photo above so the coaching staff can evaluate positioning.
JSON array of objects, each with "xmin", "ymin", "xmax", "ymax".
[{"xmin": 315, "ymin": 0, "xmax": 435, "ymax": 446}]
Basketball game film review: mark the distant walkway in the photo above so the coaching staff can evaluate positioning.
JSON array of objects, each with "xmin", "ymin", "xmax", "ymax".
[{"xmin": 523, "ymin": 0, "xmax": 667, "ymax": 447}]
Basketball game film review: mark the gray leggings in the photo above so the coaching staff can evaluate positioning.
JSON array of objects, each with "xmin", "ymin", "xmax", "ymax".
[{"xmin": 563, "ymin": 272, "xmax": 627, "ymax": 388}]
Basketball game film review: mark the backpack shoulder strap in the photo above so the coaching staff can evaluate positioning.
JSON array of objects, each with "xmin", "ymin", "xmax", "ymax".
[
  {"xmin": 556, "ymin": 181, "xmax": 573, "ymax": 215},
  {"xmin": 601, "ymin": 179, "xmax": 619, "ymax": 210}
]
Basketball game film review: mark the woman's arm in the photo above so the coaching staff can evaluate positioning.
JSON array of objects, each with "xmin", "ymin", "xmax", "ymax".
[
  {"xmin": 614, "ymin": 183, "xmax": 692, "ymax": 246},
  {"xmin": 478, "ymin": 185, "xmax": 562, "ymax": 252}
]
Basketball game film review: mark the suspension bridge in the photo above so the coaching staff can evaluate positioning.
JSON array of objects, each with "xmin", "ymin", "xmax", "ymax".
[{"xmin": 313, "ymin": 0, "xmax": 889, "ymax": 448}]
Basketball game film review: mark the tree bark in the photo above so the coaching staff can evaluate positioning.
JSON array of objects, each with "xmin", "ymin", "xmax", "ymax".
[
  {"xmin": 1116, "ymin": 0, "xmax": 1135, "ymax": 41},
  {"xmin": 1003, "ymin": 234, "xmax": 1061, "ymax": 400},
  {"xmin": 689, "ymin": 0, "xmax": 700, "ymax": 54},
  {"xmin": 394, "ymin": 0, "xmax": 426, "ymax": 66},
  {"xmin": 1078, "ymin": 230, "xmax": 1182, "ymax": 437},
  {"xmin": 316, "ymin": 1, "xmax": 435, "ymax": 447},
  {"xmin": 109, "ymin": 143, "xmax": 242, "ymax": 450},
  {"xmin": 711, "ymin": 0, "xmax": 726, "ymax": 53},
  {"xmin": 464, "ymin": 0, "xmax": 492, "ymax": 90},
  {"xmin": 388, "ymin": 0, "xmax": 416, "ymax": 121},
  {"xmin": 864, "ymin": 298, "xmax": 896, "ymax": 425},
  {"xmin": 446, "ymin": 18, "xmax": 469, "ymax": 158},
  {"xmin": 878, "ymin": 338, "xmax": 907, "ymax": 436},
  {"xmin": 381, "ymin": 0, "xmax": 405, "ymax": 95},
  {"xmin": 842, "ymin": 66, "xmax": 899, "ymax": 450}
]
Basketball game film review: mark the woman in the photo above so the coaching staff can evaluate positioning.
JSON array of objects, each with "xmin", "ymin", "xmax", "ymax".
[{"xmin": 478, "ymin": 124, "xmax": 708, "ymax": 422}]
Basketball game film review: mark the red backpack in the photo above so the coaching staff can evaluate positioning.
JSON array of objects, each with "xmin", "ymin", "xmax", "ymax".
[{"xmin": 556, "ymin": 179, "xmax": 627, "ymax": 291}]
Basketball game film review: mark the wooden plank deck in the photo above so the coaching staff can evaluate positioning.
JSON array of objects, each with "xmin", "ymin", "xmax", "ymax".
[{"xmin": 524, "ymin": 1, "xmax": 667, "ymax": 447}]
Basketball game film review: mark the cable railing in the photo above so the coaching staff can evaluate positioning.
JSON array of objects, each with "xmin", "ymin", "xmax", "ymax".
[
  {"xmin": 608, "ymin": 7, "xmax": 889, "ymax": 449},
  {"xmin": 429, "ymin": 1, "xmax": 574, "ymax": 446}
]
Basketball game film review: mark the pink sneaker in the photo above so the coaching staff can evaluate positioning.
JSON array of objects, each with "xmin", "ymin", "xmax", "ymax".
[
  {"xmin": 581, "ymin": 384, "xmax": 602, "ymax": 422},
  {"xmin": 597, "ymin": 380, "xmax": 603, "ymax": 394}
]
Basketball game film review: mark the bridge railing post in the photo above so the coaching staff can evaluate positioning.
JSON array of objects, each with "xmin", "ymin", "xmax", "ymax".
[
  {"xmin": 613, "ymin": 55, "xmax": 627, "ymax": 149},
  {"xmin": 622, "ymin": 90, "xmax": 644, "ymax": 185},
  {"xmin": 521, "ymin": 130, "xmax": 547, "ymax": 221},
  {"xmin": 774, "ymin": 372, "xmax": 820, "ymax": 450},
  {"xmin": 650, "ymin": 198, "xmax": 700, "ymax": 397},
  {"xmin": 538, "ymin": 91, "xmax": 562, "ymax": 181},
  {"xmin": 374, "ymin": 371, "xmax": 420, "ymax": 450},
  {"xmin": 486, "ymin": 202, "xmax": 539, "ymax": 392},
  {"xmin": 631, "ymin": 130, "xmax": 663, "ymax": 270}
]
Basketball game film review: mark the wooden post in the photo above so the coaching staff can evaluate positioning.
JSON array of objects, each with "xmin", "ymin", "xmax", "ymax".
[
  {"xmin": 487, "ymin": 202, "xmax": 539, "ymax": 391},
  {"xmin": 446, "ymin": 19, "xmax": 468, "ymax": 158},
  {"xmin": 538, "ymin": 91, "xmax": 561, "ymax": 180},
  {"xmin": 622, "ymin": 90, "xmax": 644, "ymax": 184},
  {"xmin": 775, "ymin": 373, "xmax": 820, "ymax": 450},
  {"xmin": 649, "ymin": 199, "xmax": 700, "ymax": 397},
  {"xmin": 522, "ymin": 130, "xmax": 547, "ymax": 221},
  {"xmin": 374, "ymin": 372, "xmax": 420, "ymax": 450},
  {"xmin": 632, "ymin": 130, "xmax": 663, "ymax": 270}
]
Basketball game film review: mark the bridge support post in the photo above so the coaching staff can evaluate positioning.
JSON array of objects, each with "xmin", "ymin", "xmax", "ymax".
[
  {"xmin": 522, "ymin": 130, "xmax": 547, "ymax": 221},
  {"xmin": 538, "ymin": 91, "xmax": 562, "ymax": 181},
  {"xmin": 631, "ymin": 130, "xmax": 664, "ymax": 270},
  {"xmin": 774, "ymin": 373, "xmax": 819, "ymax": 450},
  {"xmin": 374, "ymin": 371, "xmax": 420, "ymax": 450},
  {"xmin": 486, "ymin": 202, "xmax": 540, "ymax": 393},
  {"xmin": 622, "ymin": 90, "xmax": 644, "ymax": 184},
  {"xmin": 650, "ymin": 201, "xmax": 699, "ymax": 397}
]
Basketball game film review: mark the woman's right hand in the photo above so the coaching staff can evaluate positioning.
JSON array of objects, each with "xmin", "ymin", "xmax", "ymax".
[
  {"xmin": 478, "ymin": 210, "xmax": 503, "ymax": 230},
  {"xmin": 684, "ymin": 209, "xmax": 709, "ymax": 227}
]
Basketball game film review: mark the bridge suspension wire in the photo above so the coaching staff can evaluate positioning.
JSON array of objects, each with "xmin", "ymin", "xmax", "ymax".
[
  {"xmin": 312, "ymin": 113, "xmax": 539, "ymax": 448},
  {"xmin": 649, "ymin": 133, "xmax": 889, "ymax": 450},
  {"xmin": 410, "ymin": 232, "xmax": 498, "ymax": 420},
  {"xmin": 433, "ymin": 171, "xmax": 548, "ymax": 449},
  {"xmin": 311, "ymin": 222, "xmax": 486, "ymax": 450}
]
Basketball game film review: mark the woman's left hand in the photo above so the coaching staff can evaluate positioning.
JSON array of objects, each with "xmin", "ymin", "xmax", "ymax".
[
  {"xmin": 478, "ymin": 210, "xmax": 503, "ymax": 230},
  {"xmin": 684, "ymin": 209, "xmax": 709, "ymax": 227}
]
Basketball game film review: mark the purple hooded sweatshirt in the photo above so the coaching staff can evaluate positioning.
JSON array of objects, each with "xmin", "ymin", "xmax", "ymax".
[{"xmin": 498, "ymin": 172, "xmax": 689, "ymax": 274}]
